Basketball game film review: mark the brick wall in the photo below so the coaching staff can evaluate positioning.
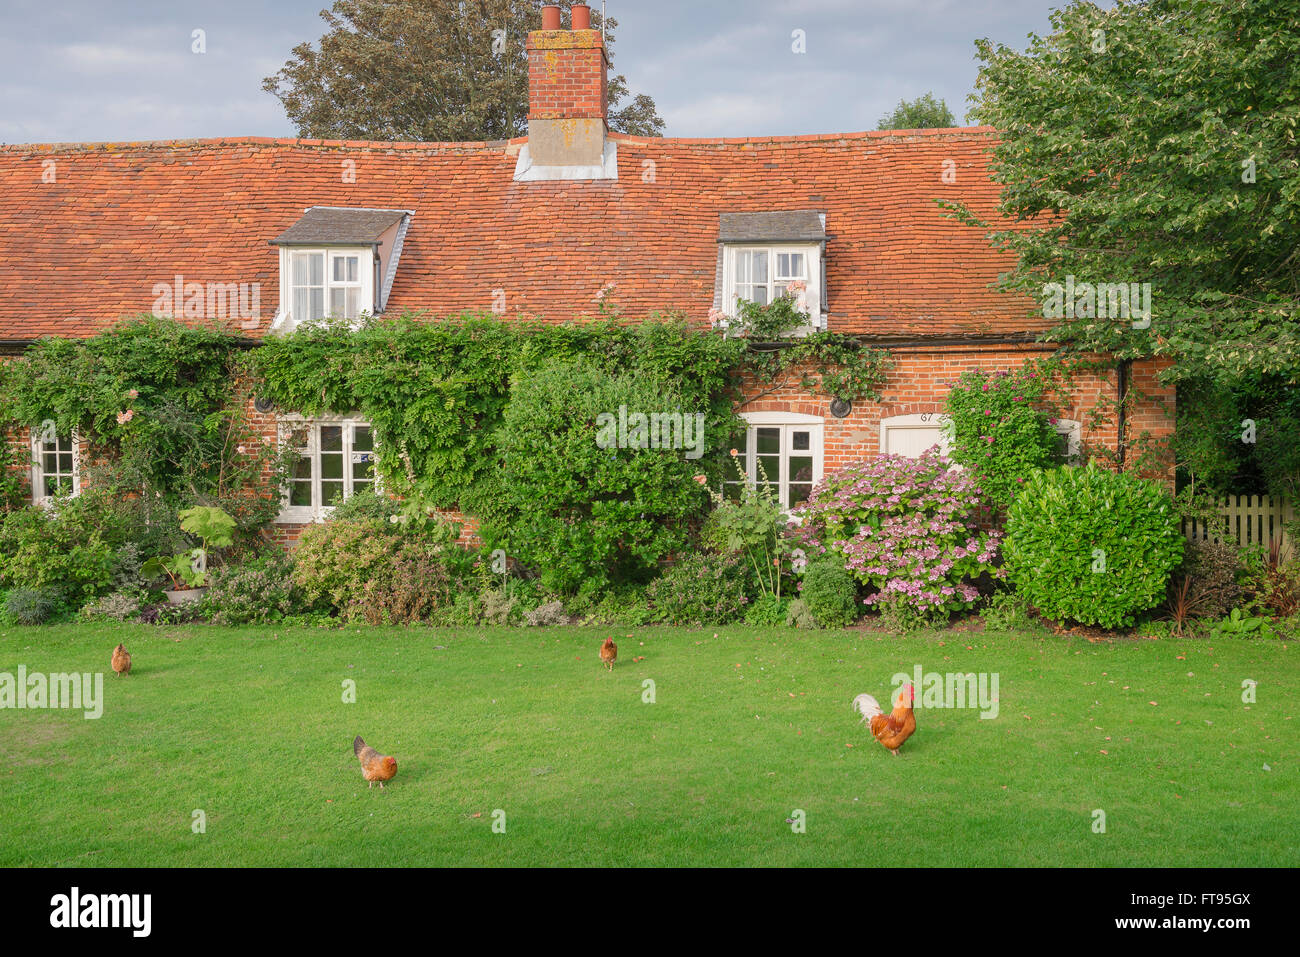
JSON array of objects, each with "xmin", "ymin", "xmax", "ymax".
[
  {"xmin": 3, "ymin": 347, "xmax": 1175, "ymax": 545},
  {"xmin": 738, "ymin": 346, "xmax": 1174, "ymax": 478}
]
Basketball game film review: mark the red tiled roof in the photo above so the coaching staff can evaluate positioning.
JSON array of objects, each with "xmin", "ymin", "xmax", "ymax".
[{"xmin": 0, "ymin": 127, "xmax": 1039, "ymax": 340}]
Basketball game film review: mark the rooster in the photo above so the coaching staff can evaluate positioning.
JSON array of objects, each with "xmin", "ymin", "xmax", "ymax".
[
  {"xmin": 599, "ymin": 637, "xmax": 617, "ymax": 671},
  {"xmin": 853, "ymin": 684, "xmax": 916, "ymax": 755},
  {"xmin": 110, "ymin": 643, "xmax": 131, "ymax": 677},
  {"xmin": 353, "ymin": 736, "xmax": 398, "ymax": 789}
]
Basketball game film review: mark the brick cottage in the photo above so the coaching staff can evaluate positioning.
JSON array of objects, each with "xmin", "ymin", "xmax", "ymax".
[{"xmin": 0, "ymin": 4, "xmax": 1172, "ymax": 544}]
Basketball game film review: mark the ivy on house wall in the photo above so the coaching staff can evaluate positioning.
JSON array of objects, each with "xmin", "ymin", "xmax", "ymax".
[
  {"xmin": 0, "ymin": 316, "xmax": 287, "ymax": 534},
  {"xmin": 1, "ymin": 311, "xmax": 897, "ymax": 530},
  {"xmin": 251, "ymin": 314, "xmax": 751, "ymax": 510}
]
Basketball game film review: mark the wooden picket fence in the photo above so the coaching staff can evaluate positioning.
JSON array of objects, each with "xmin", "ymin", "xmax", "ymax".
[{"xmin": 1182, "ymin": 494, "xmax": 1296, "ymax": 552}]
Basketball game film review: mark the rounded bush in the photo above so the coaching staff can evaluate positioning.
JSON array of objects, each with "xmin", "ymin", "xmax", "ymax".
[
  {"xmin": 800, "ymin": 559, "xmax": 859, "ymax": 627},
  {"xmin": 2, "ymin": 587, "xmax": 59, "ymax": 625},
  {"xmin": 645, "ymin": 553, "xmax": 749, "ymax": 625},
  {"xmin": 1003, "ymin": 464, "xmax": 1183, "ymax": 628}
]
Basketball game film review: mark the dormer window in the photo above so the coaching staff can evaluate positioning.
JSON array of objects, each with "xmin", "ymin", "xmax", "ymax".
[
  {"xmin": 715, "ymin": 211, "xmax": 827, "ymax": 332},
  {"xmin": 728, "ymin": 247, "xmax": 811, "ymax": 308},
  {"xmin": 271, "ymin": 207, "xmax": 412, "ymax": 331},
  {"xmin": 289, "ymin": 250, "xmax": 364, "ymax": 323}
]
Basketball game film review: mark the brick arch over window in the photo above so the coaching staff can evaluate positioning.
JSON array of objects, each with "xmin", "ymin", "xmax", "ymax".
[
  {"xmin": 741, "ymin": 399, "xmax": 828, "ymax": 419},
  {"xmin": 877, "ymin": 402, "xmax": 945, "ymax": 420}
]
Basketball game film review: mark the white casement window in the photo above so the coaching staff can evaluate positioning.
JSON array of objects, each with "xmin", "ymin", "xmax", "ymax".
[
  {"xmin": 278, "ymin": 418, "xmax": 377, "ymax": 522},
  {"xmin": 30, "ymin": 426, "xmax": 79, "ymax": 505},
  {"xmin": 1053, "ymin": 419, "xmax": 1083, "ymax": 464},
  {"xmin": 881, "ymin": 413, "xmax": 951, "ymax": 458},
  {"xmin": 281, "ymin": 248, "xmax": 374, "ymax": 328},
  {"xmin": 722, "ymin": 245, "xmax": 822, "ymax": 328},
  {"xmin": 725, "ymin": 412, "xmax": 824, "ymax": 510}
]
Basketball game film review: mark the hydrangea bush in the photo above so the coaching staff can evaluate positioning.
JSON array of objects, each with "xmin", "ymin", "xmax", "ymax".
[{"xmin": 793, "ymin": 450, "xmax": 1003, "ymax": 615}]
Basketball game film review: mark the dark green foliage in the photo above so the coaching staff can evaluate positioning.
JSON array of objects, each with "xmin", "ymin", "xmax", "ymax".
[
  {"xmin": 878, "ymin": 92, "xmax": 956, "ymax": 130},
  {"xmin": 0, "ymin": 504, "xmax": 116, "ymax": 606},
  {"xmin": 952, "ymin": 0, "xmax": 1300, "ymax": 382},
  {"xmin": 253, "ymin": 315, "xmax": 746, "ymax": 512},
  {"xmin": 1174, "ymin": 539, "xmax": 1243, "ymax": 620},
  {"xmin": 0, "ymin": 316, "xmax": 288, "ymax": 539},
  {"xmin": 1004, "ymin": 465, "xmax": 1184, "ymax": 628},
  {"xmin": 263, "ymin": 0, "xmax": 664, "ymax": 141},
  {"xmin": 482, "ymin": 357, "xmax": 706, "ymax": 593},
  {"xmin": 799, "ymin": 559, "xmax": 859, "ymax": 627}
]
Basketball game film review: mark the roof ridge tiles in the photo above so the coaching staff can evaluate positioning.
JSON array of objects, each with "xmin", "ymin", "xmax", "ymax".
[{"xmin": 1, "ymin": 126, "xmax": 997, "ymax": 154}]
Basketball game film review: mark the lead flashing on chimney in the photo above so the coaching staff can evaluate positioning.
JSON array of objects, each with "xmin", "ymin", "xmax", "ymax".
[{"xmin": 512, "ymin": 138, "xmax": 618, "ymax": 182}]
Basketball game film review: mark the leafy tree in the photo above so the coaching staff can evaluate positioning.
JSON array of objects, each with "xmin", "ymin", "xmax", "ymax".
[
  {"xmin": 949, "ymin": 0, "xmax": 1300, "ymax": 385},
  {"xmin": 877, "ymin": 93, "xmax": 956, "ymax": 130},
  {"xmin": 263, "ymin": 0, "xmax": 665, "ymax": 141}
]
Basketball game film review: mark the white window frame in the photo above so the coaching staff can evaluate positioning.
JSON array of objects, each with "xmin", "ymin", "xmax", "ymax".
[
  {"xmin": 1053, "ymin": 418, "xmax": 1083, "ymax": 464},
  {"xmin": 721, "ymin": 244, "xmax": 823, "ymax": 331},
  {"xmin": 881, "ymin": 412, "xmax": 951, "ymax": 458},
  {"xmin": 727, "ymin": 411, "xmax": 824, "ymax": 512},
  {"xmin": 277, "ymin": 416, "xmax": 378, "ymax": 523},
  {"xmin": 276, "ymin": 246, "xmax": 375, "ymax": 331},
  {"xmin": 30, "ymin": 425, "xmax": 79, "ymax": 505}
]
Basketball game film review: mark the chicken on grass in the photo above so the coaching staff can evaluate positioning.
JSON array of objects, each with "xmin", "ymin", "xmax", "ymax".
[
  {"xmin": 853, "ymin": 684, "xmax": 916, "ymax": 755},
  {"xmin": 353, "ymin": 736, "xmax": 398, "ymax": 789},
  {"xmin": 599, "ymin": 637, "xmax": 617, "ymax": 671}
]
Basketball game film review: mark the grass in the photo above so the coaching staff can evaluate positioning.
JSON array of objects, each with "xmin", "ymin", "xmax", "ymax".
[{"xmin": 0, "ymin": 622, "xmax": 1296, "ymax": 867}]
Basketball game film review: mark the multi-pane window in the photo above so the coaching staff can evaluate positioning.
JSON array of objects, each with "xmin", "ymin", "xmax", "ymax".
[
  {"xmin": 30, "ymin": 427, "xmax": 78, "ymax": 504},
  {"xmin": 728, "ymin": 247, "xmax": 810, "ymax": 311},
  {"xmin": 724, "ymin": 418, "xmax": 822, "ymax": 510},
  {"xmin": 290, "ymin": 251, "xmax": 364, "ymax": 323},
  {"xmin": 282, "ymin": 420, "xmax": 376, "ymax": 520}
]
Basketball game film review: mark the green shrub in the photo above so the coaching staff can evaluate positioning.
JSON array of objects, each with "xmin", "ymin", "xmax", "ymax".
[
  {"xmin": 979, "ymin": 589, "xmax": 1043, "ymax": 633},
  {"xmin": 799, "ymin": 559, "xmax": 859, "ymax": 627},
  {"xmin": 524, "ymin": 599, "xmax": 568, "ymax": 627},
  {"xmin": 944, "ymin": 366, "xmax": 1066, "ymax": 509},
  {"xmin": 645, "ymin": 553, "xmax": 750, "ymax": 625},
  {"xmin": 80, "ymin": 589, "xmax": 145, "ymax": 622},
  {"xmin": 1172, "ymin": 539, "xmax": 1243, "ymax": 619},
  {"xmin": 479, "ymin": 357, "xmax": 710, "ymax": 594},
  {"xmin": 577, "ymin": 588, "xmax": 654, "ymax": 626},
  {"xmin": 1003, "ymin": 464, "xmax": 1184, "ymax": 628},
  {"xmin": 204, "ymin": 552, "xmax": 301, "ymax": 625},
  {"xmin": 2, "ymin": 587, "xmax": 60, "ymax": 625},
  {"xmin": 325, "ymin": 487, "xmax": 402, "ymax": 524},
  {"xmin": 743, "ymin": 593, "xmax": 789, "ymax": 626},
  {"xmin": 0, "ymin": 503, "xmax": 116, "ymax": 605},
  {"xmin": 785, "ymin": 599, "xmax": 816, "ymax": 628},
  {"xmin": 292, "ymin": 517, "xmax": 464, "ymax": 623}
]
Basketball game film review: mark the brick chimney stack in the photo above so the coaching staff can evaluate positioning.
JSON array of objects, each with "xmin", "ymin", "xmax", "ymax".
[{"xmin": 526, "ymin": 3, "xmax": 608, "ymax": 168}]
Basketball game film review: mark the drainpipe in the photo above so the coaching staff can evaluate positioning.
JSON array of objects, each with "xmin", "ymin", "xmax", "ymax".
[{"xmin": 1116, "ymin": 359, "xmax": 1130, "ymax": 470}]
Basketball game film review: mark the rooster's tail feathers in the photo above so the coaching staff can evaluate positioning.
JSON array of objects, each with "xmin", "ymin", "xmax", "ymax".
[
  {"xmin": 353, "ymin": 735, "xmax": 365, "ymax": 756},
  {"xmin": 852, "ymin": 693, "xmax": 883, "ymax": 722}
]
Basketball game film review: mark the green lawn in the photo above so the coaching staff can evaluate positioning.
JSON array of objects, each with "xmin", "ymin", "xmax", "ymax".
[{"xmin": 0, "ymin": 622, "xmax": 1295, "ymax": 866}]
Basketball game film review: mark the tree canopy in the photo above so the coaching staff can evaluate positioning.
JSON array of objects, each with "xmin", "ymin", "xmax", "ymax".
[
  {"xmin": 263, "ymin": 0, "xmax": 665, "ymax": 142},
  {"xmin": 877, "ymin": 93, "xmax": 956, "ymax": 130},
  {"xmin": 950, "ymin": 0, "xmax": 1300, "ymax": 386}
]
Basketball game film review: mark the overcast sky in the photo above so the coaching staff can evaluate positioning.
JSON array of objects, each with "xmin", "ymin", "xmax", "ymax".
[{"xmin": 0, "ymin": 0, "xmax": 1081, "ymax": 144}]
